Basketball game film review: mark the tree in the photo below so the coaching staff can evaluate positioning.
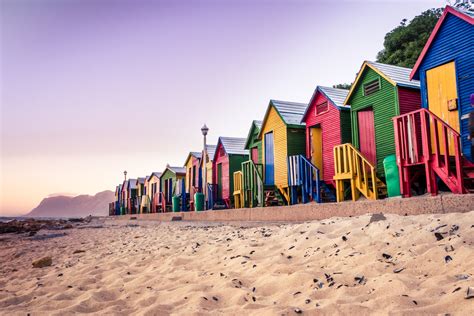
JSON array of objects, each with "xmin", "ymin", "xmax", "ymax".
[
  {"xmin": 376, "ymin": 8, "xmax": 443, "ymax": 68},
  {"xmin": 332, "ymin": 83, "xmax": 352, "ymax": 90}
]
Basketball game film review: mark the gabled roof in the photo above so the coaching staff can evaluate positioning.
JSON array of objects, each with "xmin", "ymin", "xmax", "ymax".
[
  {"xmin": 184, "ymin": 151, "xmax": 202, "ymax": 166},
  {"xmin": 344, "ymin": 61, "xmax": 420, "ymax": 105},
  {"xmin": 301, "ymin": 86, "xmax": 349, "ymax": 123},
  {"xmin": 147, "ymin": 172, "xmax": 162, "ymax": 181},
  {"xmin": 163, "ymin": 166, "xmax": 186, "ymax": 176},
  {"xmin": 137, "ymin": 177, "xmax": 146, "ymax": 184},
  {"xmin": 244, "ymin": 120, "xmax": 263, "ymax": 149},
  {"xmin": 214, "ymin": 137, "xmax": 248, "ymax": 160},
  {"xmin": 128, "ymin": 179, "xmax": 137, "ymax": 190},
  {"xmin": 259, "ymin": 100, "xmax": 307, "ymax": 137},
  {"xmin": 206, "ymin": 144, "xmax": 217, "ymax": 161},
  {"xmin": 411, "ymin": 6, "xmax": 474, "ymax": 80}
]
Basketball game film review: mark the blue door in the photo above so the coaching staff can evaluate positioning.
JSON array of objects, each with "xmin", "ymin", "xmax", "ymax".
[{"xmin": 264, "ymin": 132, "xmax": 275, "ymax": 185}]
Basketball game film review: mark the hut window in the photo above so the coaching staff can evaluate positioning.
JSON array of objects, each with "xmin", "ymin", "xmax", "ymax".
[
  {"xmin": 315, "ymin": 101, "xmax": 328, "ymax": 115},
  {"xmin": 363, "ymin": 79, "xmax": 380, "ymax": 96}
]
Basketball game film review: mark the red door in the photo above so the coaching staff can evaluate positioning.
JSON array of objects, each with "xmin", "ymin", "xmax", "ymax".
[{"xmin": 357, "ymin": 109, "xmax": 376, "ymax": 164}]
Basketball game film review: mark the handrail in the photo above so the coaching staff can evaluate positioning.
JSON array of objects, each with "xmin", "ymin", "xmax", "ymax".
[
  {"xmin": 393, "ymin": 108, "xmax": 464, "ymax": 195},
  {"xmin": 333, "ymin": 143, "xmax": 380, "ymax": 201},
  {"xmin": 241, "ymin": 160, "xmax": 264, "ymax": 207},
  {"xmin": 233, "ymin": 171, "xmax": 244, "ymax": 208},
  {"xmin": 288, "ymin": 155, "xmax": 321, "ymax": 204}
]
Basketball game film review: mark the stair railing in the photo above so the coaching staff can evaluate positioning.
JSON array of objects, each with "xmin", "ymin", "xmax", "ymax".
[
  {"xmin": 393, "ymin": 108, "xmax": 464, "ymax": 195},
  {"xmin": 333, "ymin": 143, "xmax": 379, "ymax": 201},
  {"xmin": 288, "ymin": 155, "xmax": 321, "ymax": 204},
  {"xmin": 233, "ymin": 171, "xmax": 244, "ymax": 208},
  {"xmin": 241, "ymin": 160, "xmax": 264, "ymax": 207}
]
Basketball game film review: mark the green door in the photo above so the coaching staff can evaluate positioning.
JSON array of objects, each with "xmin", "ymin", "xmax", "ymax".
[{"xmin": 217, "ymin": 163, "xmax": 223, "ymax": 200}]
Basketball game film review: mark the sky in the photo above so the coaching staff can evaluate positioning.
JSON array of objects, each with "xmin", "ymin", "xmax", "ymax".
[{"xmin": 0, "ymin": 0, "xmax": 445, "ymax": 216}]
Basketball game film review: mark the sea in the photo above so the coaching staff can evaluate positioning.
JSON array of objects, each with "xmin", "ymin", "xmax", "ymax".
[{"xmin": 0, "ymin": 216, "xmax": 78, "ymax": 223}]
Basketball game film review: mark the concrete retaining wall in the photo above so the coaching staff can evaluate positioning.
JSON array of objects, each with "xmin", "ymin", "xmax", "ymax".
[{"xmin": 117, "ymin": 194, "xmax": 474, "ymax": 222}]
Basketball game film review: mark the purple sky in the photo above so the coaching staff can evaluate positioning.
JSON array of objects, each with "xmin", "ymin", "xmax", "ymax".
[{"xmin": 1, "ymin": 0, "xmax": 444, "ymax": 215}]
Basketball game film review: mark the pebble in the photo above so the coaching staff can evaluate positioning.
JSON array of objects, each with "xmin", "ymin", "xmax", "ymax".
[
  {"xmin": 466, "ymin": 287, "xmax": 474, "ymax": 299},
  {"xmin": 32, "ymin": 257, "xmax": 52, "ymax": 268},
  {"xmin": 445, "ymin": 255, "xmax": 453, "ymax": 263}
]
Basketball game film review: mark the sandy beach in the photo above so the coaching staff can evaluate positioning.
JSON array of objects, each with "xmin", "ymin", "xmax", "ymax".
[{"xmin": 1, "ymin": 212, "xmax": 473, "ymax": 315}]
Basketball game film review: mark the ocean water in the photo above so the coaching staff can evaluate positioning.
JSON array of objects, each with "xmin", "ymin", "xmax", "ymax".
[{"xmin": 0, "ymin": 216, "xmax": 74, "ymax": 223}]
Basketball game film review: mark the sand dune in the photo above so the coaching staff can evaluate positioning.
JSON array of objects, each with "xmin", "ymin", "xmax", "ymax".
[{"xmin": 0, "ymin": 212, "xmax": 473, "ymax": 315}]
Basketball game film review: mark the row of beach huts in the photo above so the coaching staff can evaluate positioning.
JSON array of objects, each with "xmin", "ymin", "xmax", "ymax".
[{"xmin": 110, "ymin": 6, "xmax": 474, "ymax": 216}]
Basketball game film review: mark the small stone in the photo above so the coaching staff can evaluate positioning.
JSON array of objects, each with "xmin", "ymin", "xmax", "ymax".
[
  {"xmin": 393, "ymin": 268, "xmax": 405, "ymax": 274},
  {"xmin": 212, "ymin": 296, "xmax": 218, "ymax": 301},
  {"xmin": 445, "ymin": 245, "xmax": 455, "ymax": 252},
  {"xmin": 305, "ymin": 299, "xmax": 311, "ymax": 304},
  {"xmin": 454, "ymin": 274, "xmax": 470, "ymax": 280},
  {"xmin": 382, "ymin": 253, "xmax": 392, "ymax": 260},
  {"xmin": 445, "ymin": 255, "xmax": 453, "ymax": 263},
  {"xmin": 294, "ymin": 308, "xmax": 303, "ymax": 314},
  {"xmin": 32, "ymin": 257, "xmax": 52, "ymax": 268},
  {"xmin": 73, "ymin": 250, "xmax": 85, "ymax": 254},
  {"xmin": 434, "ymin": 232, "xmax": 444, "ymax": 241},
  {"xmin": 466, "ymin": 287, "xmax": 474, "ymax": 299}
]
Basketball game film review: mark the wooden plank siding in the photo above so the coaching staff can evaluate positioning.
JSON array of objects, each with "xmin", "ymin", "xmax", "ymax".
[
  {"xmin": 185, "ymin": 155, "xmax": 200, "ymax": 193},
  {"xmin": 246, "ymin": 123, "xmax": 262, "ymax": 164},
  {"xmin": 213, "ymin": 143, "xmax": 229, "ymax": 200},
  {"xmin": 303, "ymin": 91, "xmax": 349, "ymax": 185},
  {"xmin": 348, "ymin": 67, "xmax": 399, "ymax": 176},
  {"xmin": 261, "ymin": 107, "xmax": 289, "ymax": 187},
  {"xmin": 413, "ymin": 13, "xmax": 474, "ymax": 161}
]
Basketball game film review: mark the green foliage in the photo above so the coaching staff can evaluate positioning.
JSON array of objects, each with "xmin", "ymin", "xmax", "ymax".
[
  {"xmin": 376, "ymin": 8, "xmax": 443, "ymax": 68},
  {"xmin": 332, "ymin": 83, "xmax": 352, "ymax": 90}
]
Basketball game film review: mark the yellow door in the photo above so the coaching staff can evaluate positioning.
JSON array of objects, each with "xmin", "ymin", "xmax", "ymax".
[
  {"xmin": 310, "ymin": 127, "xmax": 323, "ymax": 178},
  {"xmin": 426, "ymin": 61, "xmax": 459, "ymax": 155}
]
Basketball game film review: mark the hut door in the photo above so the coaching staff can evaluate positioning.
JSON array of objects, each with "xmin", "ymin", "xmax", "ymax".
[
  {"xmin": 357, "ymin": 109, "xmax": 376, "ymax": 165},
  {"xmin": 167, "ymin": 179, "xmax": 173, "ymax": 203},
  {"xmin": 264, "ymin": 132, "xmax": 275, "ymax": 185},
  {"xmin": 426, "ymin": 61, "xmax": 459, "ymax": 155},
  {"xmin": 310, "ymin": 126, "xmax": 323, "ymax": 178},
  {"xmin": 217, "ymin": 163, "xmax": 223, "ymax": 200}
]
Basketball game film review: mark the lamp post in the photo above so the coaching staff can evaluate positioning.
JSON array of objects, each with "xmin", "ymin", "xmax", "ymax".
[
  {"xmin": 124, "ymin": 170, "xmax": 127, "ymax": 181},
  {"xmin": 201, "ymin": 124, "xmax": 209, "ymax": 210}
]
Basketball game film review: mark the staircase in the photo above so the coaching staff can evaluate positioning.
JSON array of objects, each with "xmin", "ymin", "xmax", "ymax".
[
  {"xmin": 264, "ymin": 186, "xmax": 287, "ymax": 206},
  {"xmin": 393, "ymin": 108, "xmax": 474, "ymax": 196},
  {"xmin": 233, "ymin": 171, "xmax": 244, "ymax": 208},
  {"xmin": 320, "ymin": 182, "xmax": 336, "ymax": 203},
  {"xmin": 287, "ymin": 155, "xmax": 321, "ymax": 204},
  {"xmin": 333, "ymin": 143, "xmax": 387, "ymax": 202},
  {"xmin": 241, "ymin": 160, "xmax": 264, "ymax": 207}
]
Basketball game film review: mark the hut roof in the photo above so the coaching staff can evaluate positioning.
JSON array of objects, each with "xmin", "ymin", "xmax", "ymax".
[
  {"xmin": 165, "ymin": 166, "xmax": 186, "ymax": 175},
  {"xmin": 244, "ymin": 120, "xmax": 263, "ymax": 149},
  {"xmin": 411, "ymin": 6, "xmax": 474, "ymax": 80},
  {"xmin": 217, "ymin": 137, "xmax": 249, "ymax": 156},
  {"xmin": 301, "ymin": 86, "xmax": 350, "ymax": 122},
  {"xmin": 184, "ymin": 151, "xmax": 202, "ymax": 166}
]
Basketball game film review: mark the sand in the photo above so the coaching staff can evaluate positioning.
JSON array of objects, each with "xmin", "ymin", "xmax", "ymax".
[{"xmin": 0, "ymin": 212, "xmax": 473, "ymax": 315}]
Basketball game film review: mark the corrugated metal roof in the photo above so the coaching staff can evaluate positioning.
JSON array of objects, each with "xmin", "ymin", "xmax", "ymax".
[
  {"xmin": 137, "ymin": 177, "xmax": 146, "ymax": 184},
  {"xmin": 254, "ymin": 120, "xmax": 263, "ymax": 129},
  {"xmin": 245, "ymin": 120, "xmax": 263, "ymax": 149},
  {"xmin": 168, "ymin": 166, "xmax": 186, "ymax": 175},
  {"xmin": 271, "ymin": 100, "xmax": 307, "ymax": 126},
  {"xmin": 219, "ymin": 137, "xmax": 249, "ymax": 155},
  {"xmin": 128, "ymin": 179, "xmax": 137, "ymax": 189},
  {"xmin": 149, "ymin": 172, "xmax": 161, "ymax": 179},
  {"xmin": 191, "ymin": 151, "xmax": 202, "ymax": 159},
  {"xmin": 206, "ymin": 144, "xmax": 217, "ymax": 161},
  {"xmin": 318, "ymin": 86, "xmax": 350, "ymax": 108},
  {"xmin": 367, "ymin": 61, "xmax": 420, "ymax": 88}
]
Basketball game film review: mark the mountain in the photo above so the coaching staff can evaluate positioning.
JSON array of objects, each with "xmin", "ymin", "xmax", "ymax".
[{"xmin": 26, "ymin": 190, "xmax": 114, "ymax": 218}]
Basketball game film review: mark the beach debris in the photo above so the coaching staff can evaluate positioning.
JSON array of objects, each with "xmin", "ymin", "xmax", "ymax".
[
  {"xmin": 287, "ymin": 255, "xmax": 293, "ymax": 259},
  {"xmin": 202, "ymin": 297, "xmax": 208, "ymax": 301},
  {"xmin": 305, "ymin": 299, "xmax": 311, "ymax": 304},
  {"xmin": 412, "ymin": 300, "xmax": 418, "ymax": 305},
  {"xmin": 293, "ymin": 291, "xmax": 301, "ymax": 296},
  {"xmin": 294, "ymin": 308, "xmax": 303, "ymax": 314},
  {"xmin": 445, "ymin": 255, "xmax": 453, "ymax": 263},
  {"xmin": 212, "ymin": 296, "xmax": 219, "ymax": 301},
  {"xmin": 252, "ymin": 296, "xmax": 256, "ymax": 302},
  {"xmin": 445, "ymin": 245, "xmax": 455, "ymax": 252},
  {"xmin": 354, "ymin": 275, "xmax": 366, "ymax": 285},
  {"xmin": 466, "ymin": 287, "xmax": 474, "ymax": 299},
  {"xmin": 454, "ymin": 274, "xmax": 470, "ymax": 280},
  {"xmin": 342, "ymin": 236, "xmax": 347, "ymax": 241},
  {"xmin": 453, "ymin": 287, "xmax": 462, "ymax": 293},
  {"xmin": 382, "ymin": 253, "xmax": 392, "ymax": 260},
  {"xmin": 369, "ymin": 213, "xmax": 386, "ymax": 224},
  {"xmin": 73, "ymin": 249, "xmax": 85, "ymax": 254},
  {"xmin": 393, "ymin": 268, "xmax": 405, "ymax": 274},
  {"xmin": 32, "ymin": 256, "xmax": 52, "ymax": 268},
  {"xmin": 434, "ymin": 232, "xmax": 444, "ymax": 241},
  {"xmin": 449, "ymin": 225, "xmax": 459, "ymax": 235},
  {"xmin": 57, "ymin": 273, "xmax": 63, "ymax": 277}
]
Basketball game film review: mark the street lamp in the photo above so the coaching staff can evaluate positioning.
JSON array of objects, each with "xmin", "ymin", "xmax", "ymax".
[
  {"xmin": 201, "ymin": 124, "xmax": 209, "ymax": 210},
  {"xmin": 124, "ymin": 170, "xmax": 127, "ymax": 181}
]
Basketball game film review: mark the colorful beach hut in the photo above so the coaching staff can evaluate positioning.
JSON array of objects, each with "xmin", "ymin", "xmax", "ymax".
[
  {"xmin": 125, "ymin": 178, "xmax": 137, "ymax": 214},
  {"xmin": 146, "ymin": 172, "xmax": 161, "ymax": 213},
  {"xmin": 136, "ymin": 177, "xmax": 146, "ymax": 213},
  {"xmin": 258, "ymin": 100, "xmax": 308, "ymax": 205},
  {"xmin": 201, "ymin": 144, "xmax": 217, "ymax": 209},
  {"xmin": 334, "ymin": 61, "xmax": 421, "ymax": 201},
  {"xmin": 184, "ymin": 152, "xmax": 202, "ymax": 210},
  {"xmin": 301, "ymin": 86, "xmax": 350, "ymax": 200},
  {"xmin": 393, "ymin": 6, "xmax": 474, "ymax": 196},
  {"xmin": 114, "ymin": 184, "xmax": 122, "ymax": 215},
  {"xmin": 211, "ymin": 137, "xmax": 248, "ymax": 209},
  {"xmin": 160, "ymin": 166, "xmax": 186, "ymax": 212},
  {"xmin": 236, "ymin": 120, "xmax": 264, "ymax": 208}
]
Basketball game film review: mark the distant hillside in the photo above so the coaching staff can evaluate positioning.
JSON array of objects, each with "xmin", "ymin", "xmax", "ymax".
[{"xmin": 26, "ymin": 190, "xmax": 114, "ymax": 218}]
